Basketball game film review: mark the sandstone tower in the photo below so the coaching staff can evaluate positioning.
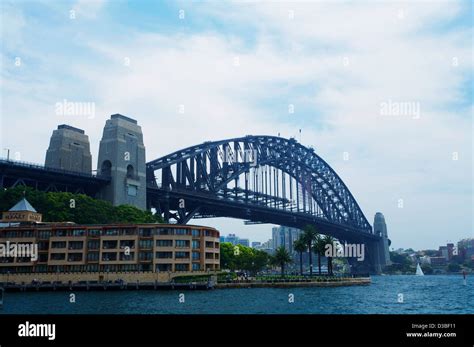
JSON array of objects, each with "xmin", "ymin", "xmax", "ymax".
[
  {"xmin": 97, "ymin": 114, "xmax": 146, "ymax": 209},
  {"xmin": 45, "ymin": 124, "xmax": 92, "ymax": 174}
]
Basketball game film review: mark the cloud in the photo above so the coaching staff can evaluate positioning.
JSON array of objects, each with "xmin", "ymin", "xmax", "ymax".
[{"xmin": 1, "ymin": 0, "xmax": 472, "ymax": 248}]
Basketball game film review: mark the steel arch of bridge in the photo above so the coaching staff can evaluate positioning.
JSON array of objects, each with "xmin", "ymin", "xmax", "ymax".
[{"xmin": 146, "ymin": 135, "xmax": 372, "ymax": 236}]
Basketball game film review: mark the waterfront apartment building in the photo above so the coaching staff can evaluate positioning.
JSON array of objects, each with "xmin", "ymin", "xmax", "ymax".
[{"xmin": 0, "ymin": 213, "xmax": 220, "ymax": 274}]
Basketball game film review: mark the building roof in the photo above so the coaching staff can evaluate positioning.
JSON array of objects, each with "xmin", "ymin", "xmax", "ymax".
[{"xmin": 9, "ymin": 198, "xmax": 37, "ymax": 213}]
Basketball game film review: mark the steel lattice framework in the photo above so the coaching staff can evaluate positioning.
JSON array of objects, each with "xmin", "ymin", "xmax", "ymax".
[{"xmin": 146, "ymin": 136, "xmax": 373, "ymax": 237}]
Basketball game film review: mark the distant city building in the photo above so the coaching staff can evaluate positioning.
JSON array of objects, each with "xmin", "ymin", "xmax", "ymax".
[
  {"xmin": 222, "ymin": 234, "xmax": 238, "ymax": 245},
  {"xmin": 237, "ymin": 239, "xmax": 250, "ymax": 247},
  {"xmin": 458, "ymin": 238, "xmax": 474, "ymax": 261},
  {"xmin": 419, "ymin": 255, "xmax": 431, "ymax": 265},
  {"xmin": 271, "ymin": 226, "xmax": 302, "ymax": 254},
  {"xmin": 259, "ymin": 239, "xmax": 273, "ymax": 254},
  {"xmin": 251, "ymin": 242, "xmax": 261, "ymax": 249},
  {"xmin": 430, "ymin": 257, "xmax": 447, "ymax": 267},
  {"xmin": 438, "ymin": 243, "xmax": 455, "ymax": 261},
  {"xmin": 221, "ymin": 234, "xmax": 249, "ymax": 247}
]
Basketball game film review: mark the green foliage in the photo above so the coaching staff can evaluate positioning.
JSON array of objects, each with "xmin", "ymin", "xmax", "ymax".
[
  {"xmin": 420, "ymin": 264, "xmax": 433, "ymax": 275},
  {"xmin": 0, "ymin": 186, "xmax": 163, "ymax": 224},
  {"xmin": 447, "ymin": 263, "xmax": 461, "ymax": 272},
  {"xmin": 293, "ymin": 238, "xmax": 306, "ymax": 254},
  {"xmin": 270, "ymin": 246, "xmax": 293, "ymax": 277},
  {"xmin": 219, "ymin": 242, "xmax": 270, "ymax": 274}
]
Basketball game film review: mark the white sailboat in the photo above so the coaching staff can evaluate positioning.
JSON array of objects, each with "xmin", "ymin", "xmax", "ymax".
[{"xmin": 416, "ymin": 262, "xmax": 424, "ymax": 276}]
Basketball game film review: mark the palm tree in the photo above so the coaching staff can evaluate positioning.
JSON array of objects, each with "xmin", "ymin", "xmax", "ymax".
[
  {"xmin": 271, "ymin": 246, "xmax": 293, "ymax": 277},
  {"xmin": 293, "ymin": 237, "xmax": 306, "ymax": 276},
  {"xmin": 322, "ymin": 235, "xmax": 338, "ymax": 275},
  {"xmin": 313, "ymin": 235, "xmax": 326, "ymax": 275},
  {"xmin": 302, "ymin": 225, "xmax": 318, "ymax": 276}
]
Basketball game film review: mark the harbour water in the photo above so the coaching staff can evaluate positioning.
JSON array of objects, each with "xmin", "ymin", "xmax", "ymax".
[{"xmin": 0, "ymin": 275, "xmax": 471, "ymax": 314}]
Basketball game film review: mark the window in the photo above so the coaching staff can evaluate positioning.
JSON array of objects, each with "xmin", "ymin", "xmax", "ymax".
[
  {"xmin": 192, "ymin": 263, "xmax": 201, "ymax": 271},
  {"xmin": 156, "ymin": 240, "xmax": 173, "ymax": 247},
  {"xmin": 175, "ymin": 240, "xmax": 190, "ymax": 248},
  {"xmin": 192, "ymin": 229, "xmax": 200, "ymax": 237},
  {"xmin": 51, "ymin": 241, "xmax": 66, "ymax": 249},
  {"xmin": 139, "ymin": 228, "xmax": 152, "ymax": 237},
  {"xmin": 88, "ymin": 229, "xmax": 101, "ymax": 237},
  {"xmin": 87, "ymin": 252, "xmax": 99, "ymax": 261},
  {"xmin": 38, "ymin": 241, "xmax": 49, "ymax": 250},
  {"xmin": 72, "ymin": 229, "xmax": 86, "ymax": 237},
  {"xmin": 126, "ymin": 164, "xmax": 135, "ymax": 178},
  {"xmin": 101, "ymin": 160, "xmax": 112, "ymax": 177},
  {"xmin": 55, "ymin": 230, "xmax": 67, "ymax": 237},
  {"xmin": 102, "ymin": 252, "xmax": 117, "ymax": 261},
  {"xmin": 68, "ymin": 253, "xmax": 83, "ymax": 262},
  {"xmin": 175, "ymin": 229, "xmax": 188, "ymax": 235},
  {"xmin": 156, "ymin": 264, "xmax": 172, "ymax": 272},
  {"xmin": 50, "ymin": 253, "xmax": 65, "ymax": 261},
  {"xmin": 155, "ymin": 252, "xmax": 173, "ymax": 259},
  {"xmin": 120, "ymin": 240, "xmax": 135, "ymax": 249},
  {"xmin": 192, "ymin": 251, "xmax": 200, "ymax": 260},
  {"xmin": 139, "ymin": 240, "xmax": 153, "ymax": 249},
  {"xmin": 104, "ymin": 229, "xmax": 118, "ymax": 236},
  {"xmin": 192, "ymin": 240, "xmax": 200, "ymax": 249},
  {"xmin": 175, "ymin": 264, "xmax": 189, "ymax": 271},
  {"xmin": 157, "ymin": 228, "xmax": 172, "ymax": 235},
  {"xmin": 175, "ymin": 252, "xmax": 189, "ymax": 259},
  {"xmin": 205, "ymin": 241, "xmax": 214, "ymax": 248},
  {"xmin": 127, "ymin": 184, "xmax": 137, "ymax": 196},
  {"xmin": 38, "ymin": 230, "xmax": 51, "ymax": 239},
  {"xmin": 102, "ymin": 240, "xmax": 118, "ymax": 249},
  {"xmin": 119, "ymin": 252, "xmax": 134, "ymax": 261},
  {"xmin": 88, "ymin": 240, "xmax": 100, "ymax": 250},
  {"xmin": 68, "ymin": 241, "xmax": 84, "ymax": 250},
  {"xmin": 139, "ymin": 252, "xmax": 153, "ymax": 261}
]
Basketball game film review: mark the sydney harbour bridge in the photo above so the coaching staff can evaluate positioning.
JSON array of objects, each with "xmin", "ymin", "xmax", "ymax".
[{"xmin": 0, "ymin": 114, "xmax": 390, "ymax": 273}]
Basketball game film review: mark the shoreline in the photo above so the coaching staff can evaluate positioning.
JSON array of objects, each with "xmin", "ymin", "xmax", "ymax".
[{"xmin": 0, "ymin": 277, "xmax": 371, "ymax": 292}]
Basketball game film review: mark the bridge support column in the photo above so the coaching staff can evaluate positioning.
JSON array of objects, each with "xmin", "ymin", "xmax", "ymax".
[{"xmin": 97, "ymin": 114, "xmax": 146, "ymax": 210}]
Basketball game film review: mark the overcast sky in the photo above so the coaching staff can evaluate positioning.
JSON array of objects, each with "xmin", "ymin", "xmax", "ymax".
[{"xmin": 1, "ymin": 0, "xmax": 472, "ymax": 250}]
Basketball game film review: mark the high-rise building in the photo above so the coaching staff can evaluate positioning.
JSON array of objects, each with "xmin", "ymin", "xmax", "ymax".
[
  {"xmin": 271, "ymin": 226, "xmax": 303, "ymax": 254},
  {"xmin": 251, "ymin": 242, "xmax": 261, "ymax": 249},
  {"xmin": 237, "ymin": 239, "xmax": 250, "ymax": 247}
]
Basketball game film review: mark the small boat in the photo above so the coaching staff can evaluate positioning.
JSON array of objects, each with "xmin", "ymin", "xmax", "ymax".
[{"xmin": 416, "ymin": 263, "xmax": 424, "ymax": 276}]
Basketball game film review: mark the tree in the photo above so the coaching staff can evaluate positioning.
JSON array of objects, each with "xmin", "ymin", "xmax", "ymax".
[
  {"xmin": 447, "ymin": 263, "xmax": 461, "ymax": 273},
  {"xmin": 0, "ymin": 186, "xmax": 163, "ymax": 224},
  {"xmin": 313, "ymin": 235, "xmax": 326, "ymax": 275},
  {"xmin": 271, "ymin": 246, "xmax": 293, "ymax": 277},
  {"xmin": 302, "ymin": 225, "xmax": 318, "ymax": 276},
  {"xmin": 322, "ymin": 235, "xmax": 337, "ymax": 275},
  {"xmin": 293, "ymin": 237, "xmax": 306, "ymax": 275},
  {"xmin": 220, "ymin": 243, "xmax": 237, "ymax": 271}
]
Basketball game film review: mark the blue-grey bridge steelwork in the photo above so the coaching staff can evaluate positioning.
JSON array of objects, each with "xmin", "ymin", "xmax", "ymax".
[
  {"xmin": 146, "ymin": 135, "xmax": 388, "ymax": 273},
  {"xmin": 0, "ymin": 116, "xmax": 390, "ymax": 273}
]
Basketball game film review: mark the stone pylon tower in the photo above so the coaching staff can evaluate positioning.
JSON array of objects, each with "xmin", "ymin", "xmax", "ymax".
[
  {"xmin": 373, "ymin": 212, "xmax": 392, "ymax": 267},
  {"xmin": 45, "ymin": 125, "xmax": 92, "ymax": 174},
  {"xmin": 97, "ymin": 114, "xmax": 146, "ymax": 209}
]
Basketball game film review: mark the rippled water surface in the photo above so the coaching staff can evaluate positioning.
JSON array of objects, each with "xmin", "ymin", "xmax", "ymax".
[{"xmin": 1, "ymin": 275, "xmax": 472, "ymax": 314}]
